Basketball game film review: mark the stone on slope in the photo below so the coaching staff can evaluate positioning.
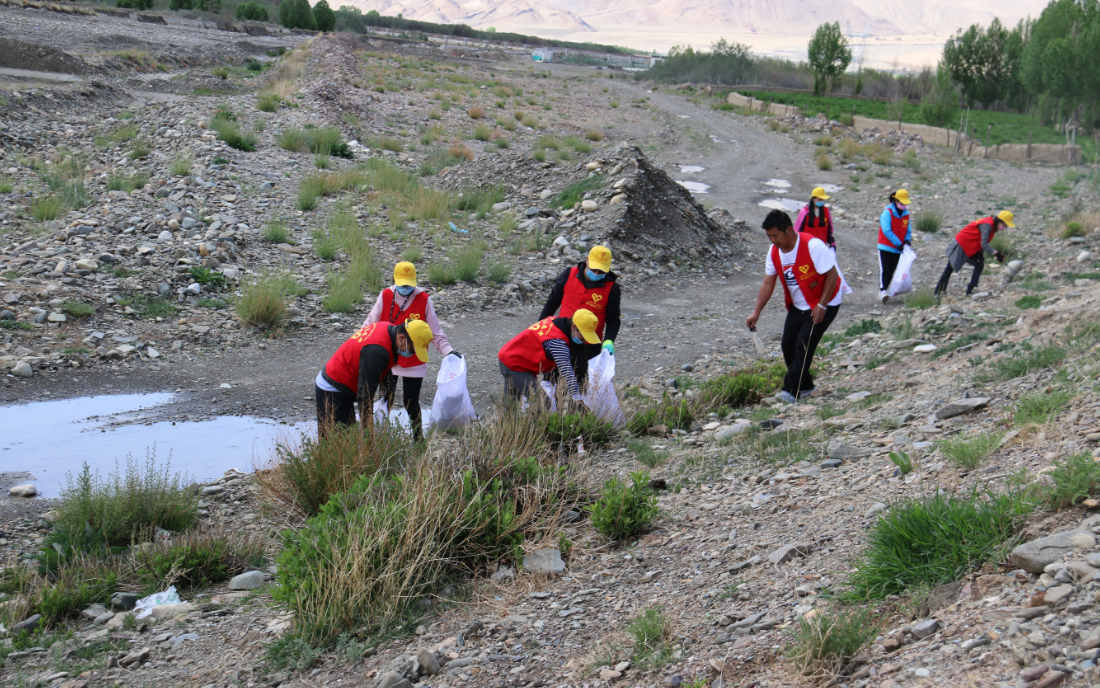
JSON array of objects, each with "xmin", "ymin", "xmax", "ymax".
[
  {"xmin": 523, "ymin": 548, "xmax": 565, "ymax": 575},
  {"xmin": 228, "ymin": 570, "xmax": 266, "ymax": 590},
  {"xmin": 1009, "ymin": 530, "xmax": 1091, "ymax": 573},
  {"xmin": 935, "ymin": 397, "xmax": 990, "ymax": 420}
]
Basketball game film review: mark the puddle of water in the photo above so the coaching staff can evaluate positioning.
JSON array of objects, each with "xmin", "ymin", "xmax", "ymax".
[
  {"xmin": 758, "ymin": 198, "xmax": 804, "ymax": 212},
  {"xmin": 817, "ymin": 184, "xmax": 844, "ymax": 193},
  {"xmin": 0, "ymin": 394, "xmax": 295, "ymax": 498},
  {"xmin": 676, "ymin": 180, "xmax": 710, "ymax": 194},
  {"xmin": 679, "ymin": 165, "xmax": 705, "ymax": 174},
  {"xmin": 763, "ymin": 179, "xmax": 792, "ymax": 189}
]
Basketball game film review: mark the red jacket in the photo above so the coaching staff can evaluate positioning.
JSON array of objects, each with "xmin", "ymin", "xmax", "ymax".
[
  {"xmin": 498, "ymin": 317, "xmax": 568, "ymax": 375},
  {"xmin": 955, "ymin": 217, "xmax": 997, "ymax": 257},
  {"xmin": 771, "ymin": 234, "xmax": 840, "ymax": 311},
  {"xmin": 379, "ymin": 288, "xmax": 429, "ymax": 369},
  {"xmin": 558, "ymin": 267, "xmax": 614, "ymax": 340},
  {"xmin": 324, "ymin": 323, "xmax": 395, "ymax": 394}
]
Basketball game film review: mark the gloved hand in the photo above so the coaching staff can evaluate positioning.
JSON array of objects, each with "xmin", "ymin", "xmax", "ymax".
[
  {"xmin": 903, "ymin": 240, "xmax": 912, "ymax": 248},
  {"xmin": 602, "ymin": 340, "xmax": 615, "ymax": 355},
  {"xmin": 449, "ymin": 351, "xmax": 462, "ymax": 358},
  {"xmin": 994, "ymin": 251, "xmax": 1005, "ymax": 264}
]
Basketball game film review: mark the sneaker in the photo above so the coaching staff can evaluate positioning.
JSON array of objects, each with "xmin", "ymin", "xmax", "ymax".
[
  {"xmin": 880, "ymin": 293, "xmax": 890, "ymax": 304},
  {"xmin": 775, "ymin": 390, "xmax": 797, "ymax": 404},
  {"xmin": 798, "ymin": 388, "xmax": 815, "ymax": 400}
]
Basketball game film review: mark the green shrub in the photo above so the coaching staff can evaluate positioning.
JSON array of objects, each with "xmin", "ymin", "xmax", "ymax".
[
  {"xmin": 62, "ymin": 300, "xmax": 94, "ymax": 317},
  {"xmin": 312, "ymin": 229, "xmax": 338, "ymax": 260},
  {"xmin": 128, "ymin": 139, "xmax": 151, "ymax": 160},
  {"xmin": 235, "ymin": 0, "xmax": 269, "ymax": 20},
  {"xmin": 816, "ymin": 153, "xmax": 832, "ymax": 171},
  {"xmin": 236, "ymin": 272, "xmax": 293, "ymax": 328},
  {"xmin": 1015, "ymin": 390, "xmax": 1072, "ymax": 426},
  {"xmin": 626, "ymin": 397, "xmax": 696, "ymax": 434},
  {"xmin": 213, "ymin": 66, "xmax": 229, "ymax": 79},
  {"xmin": 131, "ymin": 527, "xmax": 265, "ymax": 591},
  {"xmin": 991, "ymin": 233, "xmax": 1015, "ymax": 258},
  {"xmin": 585, "ymin": 129, "xmax": 605, "ymax": 142},
  {"xmin": 739, "ymin": 427, "xmax": 819, "ymax": 464},
  {"xmin": 257, "ymin": 93, "xmax": 280, "ymax": 112},
  {"xmin": 904, "ymin": 287, "xmax": 936, "ymax": 309},
  {"xmin": 786, "ymin": 606, "xmax": 879, "ymax": 679},
  {"xmin": 454, "ymin": 184, "xmax": 505, "ymax": 214},
  {"xmin": 31, "ymin": 196, "xmax": 65, "ymax": 222},
  {"xmin": 590, "ymin": 471, "xmax": 658, "ymax": 541},
  {"xmin": 625, "ymin": 607, "xmax": 673, "ymax": 667},
  {"xmin": 366, "ymin": 136, "xmax": 404, "ymax": 153},
  {"xmin": 627, "ymin": 439, "xmax": 667, "ymax": 468},
  {"xmin": 426, "ymin": 262, "xmax": 457, "ymax": 285},
  {"xmin": 937, "ymin": 432, "xmax": 1002, "ymax": 469},
  {"xmin": 991, "ymin": 343, "xmax": 1066, "ymax": 379},
  {"xmin": 1015, "ymin": 296, "xmax": 1041, "ymax": 309},
  {"xmin": 914, "ymin": 211, "xmax": 942, "ymax": 234},
  {"xmin": 213, "ymin": 118, "xmax": 257, "ymax": 152},
  {"xmin": 114, "ymin": 292, "xmax": 178, "ymax": 319},
  {"xmin": 452, "ymin": 242, "xmax": 484, "ymax": 282},
  {"xmin": 1062, "ymin": 222, "xmax": 1085, "ymax": 239},
  {"xmin": 553, "ymin": 174, "xmax": 605, "ymax": 209},
  {"xmin": 845, "ymin": 489, "xmax": 1033, "ymax": 599},
  {"xmin": 487, "ymin": 258, "xmax": 512, "ymax": 284},
  {"xmin": 264, "ymin": 219, "xmax": 290, "ymax": 243},
  {"xmin": 700, "ymin": 360, "xmax": 787, "ymax": 408},
  {"xmin": 32, "ymin": 559, "xmax": 119, "ymax": 624},
  {"xmin": 542, "ymin": 411, "xmax": 616, "ymax": 447},
  {"xmin": 1046, "ymin": 453, "xmax": 1100, "ymax": 510},
  {"xmin": 197, "ymin": 298, "xmax": 227, "ymax": 309},
  {"xmin": 189, "ymin": 265, "xmax": 227, "ymax": 289},
  {"xmin": 844, "ymin": 319, "xmax": 881, "ymax": 337},
  {"xmin": 264, "ymin": 633, "xmax": 321, "ymax": 673},
  {"xmin": 53, "ymin": 452, "xmax": 199, "ymax": 550}
]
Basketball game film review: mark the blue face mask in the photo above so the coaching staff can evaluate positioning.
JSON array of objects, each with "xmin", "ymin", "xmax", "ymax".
[
  {"xmin": 814, "ymin": 200, "xmax": 825, "ymax": 208},
  {"xmin": 395, "ymin": 285, "xmax": 415, "ymax": 296},
  {"xmin": 398, "ymin": 348, "xmax": 415, "ymax": 358},
  {"xmin": 571, "ymin": 335, "xmax": 584, "ymax": 345},
  {"xmin": 585, "ymin": 269, "xmax": 605, "ymax": 282}
]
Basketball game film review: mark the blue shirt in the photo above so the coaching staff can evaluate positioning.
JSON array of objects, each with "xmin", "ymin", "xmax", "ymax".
[{"xmin": 879, "ymin": 205, "xmax": 911, "ymax": 254}]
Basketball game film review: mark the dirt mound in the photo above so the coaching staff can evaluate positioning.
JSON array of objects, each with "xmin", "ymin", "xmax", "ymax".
[{"xmin": 0, "ymin": 37, "xmax": 83, "ymax": 74}]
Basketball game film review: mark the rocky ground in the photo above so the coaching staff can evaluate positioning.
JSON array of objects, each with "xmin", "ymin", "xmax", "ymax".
[{"xmin": 3, "ymin": 4, "xmax": 1100, "ymax": 688}]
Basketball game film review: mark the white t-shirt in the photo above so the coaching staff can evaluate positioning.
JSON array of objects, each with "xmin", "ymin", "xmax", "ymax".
[{"xmin": 764, "ymin": 236, "xmax": 846, "ymax": 310}]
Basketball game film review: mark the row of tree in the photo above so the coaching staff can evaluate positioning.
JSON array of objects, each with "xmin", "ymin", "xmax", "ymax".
[{"xmin": 279, "ymin": 0, "xmax": 334, "ymax": 31}]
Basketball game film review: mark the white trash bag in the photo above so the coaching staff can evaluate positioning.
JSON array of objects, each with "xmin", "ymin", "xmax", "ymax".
[
  {"xmin": 584, "ymin": 349, "xmax": 625, "ymax": 427},
  {"xmin": 373, "ymin": 396, "xmax": 412, "ymax": 432},
  {"xmin": 887, "ymin": 245, "xmax": 917, "ymax": 298},
  {"xmin": 134, "ymin": 585, "xmax": 182, "ymax": 620},
  {"xmin": 427, "ymin": 355, "xmax": 477, "ymax": 430}
]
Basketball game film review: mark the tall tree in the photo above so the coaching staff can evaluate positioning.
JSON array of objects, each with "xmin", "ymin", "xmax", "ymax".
[
  {"xmin": 807, "ymin": 23, "xmax": 852, "ymax": 95},
  {"xmin": 313, "ymin": 0, "xmax": 335, "ymax": 32},
  {"xmin": 920, "ymin": 61, "xmax": 960, "ymax": 126},
  {"xmin": 943, "ymin": 19, "xmax": 1021, "ymax": 109}
]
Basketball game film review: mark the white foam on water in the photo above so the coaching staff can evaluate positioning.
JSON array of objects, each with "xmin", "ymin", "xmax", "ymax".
[
  {"xmin": 679, "ymin": 165, "xmax": 705, "ymax": 174},
  {"xmin": 763, "ymin": 179, "xmax": 792, "ymax": 188},
  {"xmin": 758, "ymin": 198, "xmax": 803, "ymax": 212},
  {"xmin": 676, "ymin": 180, "xmax": 710, "ymax": 194}
]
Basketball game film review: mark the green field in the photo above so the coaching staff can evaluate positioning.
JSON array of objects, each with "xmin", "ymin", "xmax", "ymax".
[{"xmin": 732, "ymin": 90, "xmax": 1085, "ymax": 149}]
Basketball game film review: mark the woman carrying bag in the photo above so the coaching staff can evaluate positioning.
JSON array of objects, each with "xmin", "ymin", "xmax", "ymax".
[{"xmin": 877, "ymin": 189, "xmax": 912, "ymax": 304}]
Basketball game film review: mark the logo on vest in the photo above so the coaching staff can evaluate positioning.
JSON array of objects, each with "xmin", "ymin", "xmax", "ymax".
[
  {"xmin": 350, "ymin": 323, "xmax": 377, "ymax": 342},
  {"xmin": 407, "ymin": 313, "xmax": 422, "ymax": 320},
  {"xmin": 529, "ymin": 319, "xmax": 553, "ymax": 335},
  {"xmin": 798, "ymin": 264, "xmax": 811, "ymax": 275}
]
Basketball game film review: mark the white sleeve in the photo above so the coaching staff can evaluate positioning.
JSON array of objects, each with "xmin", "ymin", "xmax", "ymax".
[
  {"xmin": 764, "ymin": 249, "xmax": 777, "ymax": 276},
  {"xmin": 807, "ymin": 238, "xmax": 837, "ymax": 275}
]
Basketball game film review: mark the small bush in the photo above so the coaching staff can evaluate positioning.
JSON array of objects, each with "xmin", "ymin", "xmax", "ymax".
[
  {"xmin": 467, "ymin": 105, "xmax": 486, "ymax": 119},
  {"xmin": 131, "ymin": 526, "xmax": 265, "ymax": 591},
  {"xmin": 627, "ymin": 439, "xmax": 666, "ymax": 468},
  {"xmin": 1046, "ymin": 453, "xmax": 1100, "ymax": 510},
  {"xmin": 426, "ymin": 262, "xmax": 457, "ymax": 285},
  {"xmin": 904, "ymin": 287, "xmax": 936, "ymax": 310},
  {"xmin": 236, "ymin": 272, "xmax": 293, "ymax": 328},
  {"xmin": 114, "ymin": 292, "xmax": 178, "ymax": 319},
  {"xmin": 991, "ymin": 343, "xmax": 1066, "ymax": 380},
  {"xmin": 62, "ymin": 300, "xmax": 94, "ymax": 317},
  {"xmin": 590, "ymin": 471, "xmax": 658, "ymax": 541},
  {"xmin": 235, "ymin": 1, "xmax": 269, "ymax": 21},
  {"xmin": 553, "ymin": 174, "xmax": 606, "ymax": 209},
  {"xmin": 585, "ymin": 129, "xmax": 605, "ymax": 142},
  {"xmin": 189, "ymin": 265, "xmax": 227, "ymax": 289},
  {"xmin": 1015, "ymin": 295, "xmax": 1041, "ymax": 309},
  {"xmin": 787, "ymin": 607, "xmax": 879, "ymax": 680},
  {"xmin": 1014, "ymin": 390, "xmax": 1072, "ymax": 426},
  {"xmin": 845, "ymin": 489, "xmax": 1033, "ymax": 598},
  {"xmin": 901, "ymin": 150, "xmax": 920, "ymax": 170},
  {"xmin": 532, "ymin": 148, "xmax": 547, "ymax": 162},
  {"xmin": 990, "ymin": 233, "xmax": 1015, "ymax": 258},
  {"xmin": 844, "ymin": 319, "xmax": 882, "ymax": 337},
  {"xmin": 264, "ymin": 220, "xmax": 290, "ymax": 243},
  {"xmin": 54, "ymin": 452, "xmax": 198, "ymax": 550},
  {"xmin": 937, "ymin": 432, "xmax": 1001, "ymax": 469},
  {"xmin": 625, "ymin": 607, "xmax": 673, "ymax": 666},
  {"xmin": 914, "ymin": 210, "xmax": 941, "ymax": 234},
  {"xmin": 626, "ymin": 397, "xmax": 696, "ymax": 434},
  {"xmin": 277, "ymin": 128, "xmax": 310, "ymax": 152},
  {"xmin": 367, "ymin": 136, "xmax": 404, "ymax": 153},
  {"xmin": 169, "ymin": 154, "xmax": 192, "ymax": 177},
  {"xmin": 31, "ymin": 196, "xmax": 65, "ymax": 222},
  {"xmin": 257, "ymin": 93, "xmax": 280, "ymax": 112},
  {"xmin": 473, "ymin": 124, "xmax": 491, "ymax": 141},
  {"xmin": 128, "ymin": 139, "xmax": 151, "ymax": 160},
  {"xmin": 542, "ymin": 411, "xmax": 616, "ymax": 447},
  {"xmin": 816, "ymin": 153, "xmax": 832, "ymax": 171},
  {"xmin": 1062, "ymin": 222, "xmax": 1085, "ymax": 239},
  {"xmin": 213, "ymin": 119, "xmax": 257, "ymax": 152},
  {"xmin": 452, "ymin": 242, "xmax": 485, "ymax": 282},
  {"xmin": 487, "ymin": 258, "xmax": 512, "ymax": 284},
  {"xmin": 213, "ymin": 66, "xmax": 229, "ymax": 79},
  {"xmin": 700, "ymin": 360, "xmax": 787, "ymax": 408},
  {"xmin": 312, "ymin": 229, "xmax": 338, "ymax": 260}
]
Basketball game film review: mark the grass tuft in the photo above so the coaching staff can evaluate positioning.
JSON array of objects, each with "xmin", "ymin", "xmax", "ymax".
[
  {"xmin": 787, "ymin": 606, "xmax": 879, "ymax": 681},
  {"xmin": 937, "ymin": 432, "xmax": 1002, "ymax": 469},
  {"xmin": 1046, "ymin": 453, "xmax": 1100, "ymax": 510}
]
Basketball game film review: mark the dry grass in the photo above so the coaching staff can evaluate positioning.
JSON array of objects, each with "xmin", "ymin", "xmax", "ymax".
[
  {"xmin": 263, "ymin": 43, "xmax": 310, "ymax": 99},
  {"xmin": 467, "ymin": 105, "xmax": 486, "ymax": 119},
  {"xmin": 1047, "ymin": 210, "xmax": 1100, "ymax": 239},
  {"xmin": 448, "ymin": 144, "xmax": 474, "ymax": 162}
]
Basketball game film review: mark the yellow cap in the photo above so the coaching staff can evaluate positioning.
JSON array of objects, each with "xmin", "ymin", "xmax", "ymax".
[
  {"xmin": 587, "ymin": 245, "xmax": 612, "ymax": 272},
  {"xmin": 893, "ymin": 189, "xmax": 911, "ymax": 205},
  {"xmin": 997, "ymin": 210, "xmax": 1016, "ymax": 228},
  {"xmin": 811, "ymin": 187, "xmax": 830, "ymax": 200},
  {"xmin": 394, "ymin": 261, "xmax": 417, "ymax": 287},
  {"xmin": 572, "ymin": 308, "xmax": 601, "ymax": 344},
  {"xmin": 405, "ymin": 319, "xmax": 433, "ymax": 363}
]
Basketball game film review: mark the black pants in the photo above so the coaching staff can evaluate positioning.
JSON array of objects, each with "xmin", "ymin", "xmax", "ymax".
[
  {"xmin": 379, "ymin": 374, "xmax": 424, "ymax": 439},
  {"xmin": 316, "ymin": 385, "xmax": 356, "ymax": 437},
  {"xmin": 935, "ymin": 255, "xmax": 985, "ymax": 296},
  {"xmin": 879, "ymin": 249, "xmax": 901, "ymax": 292},
  {"xmin": 781, "ymin": 304, "xmax": 839, "ymax": 395}
]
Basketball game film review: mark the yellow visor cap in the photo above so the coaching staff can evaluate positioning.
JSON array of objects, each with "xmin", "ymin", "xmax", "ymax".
[
  {"xmin": 811, "ymin": 186, "xmax": 830, "ymax": 200},
  {"xmin": 894, "ymin": 189, "xmax": 911, "ymax": 205},
  {"xmin": 394, "ymin": 261, "xmax": 417, "ymax": 287},
  {"xmin": 997, "ymin": 210, "xmax": 1016, "ymax": 228},
  {"xmin": 572, "ymin": 308, "xmax": 601, "ymax": 344},
  {"xmin": 405, "ymin": 319, "xmax": 432, "ymax": 363},
  {"xmin": 587, "ymin": 245, "xmax": 612, "ymax": 272}
]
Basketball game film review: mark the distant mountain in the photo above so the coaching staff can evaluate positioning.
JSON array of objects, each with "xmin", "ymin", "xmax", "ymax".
[{"xmin": 341, "ymin": 0, "xmax": 1040, "ymax": 66}]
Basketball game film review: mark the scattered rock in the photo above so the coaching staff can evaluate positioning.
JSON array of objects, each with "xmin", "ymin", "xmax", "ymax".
[
  {"xmin": 523, "ymin": 549, "xmax": 566, "ymax": 575},
  {"xmin": 934, "ymin": 397, "xmax": 990, "ymax": 420},
  {"xmin": 8, "ymin": 484, "xmax": 36, "ymax": 497},
  {"xmin": 228, "ymin": 570, "xmax": 266, "ymax": 590}
]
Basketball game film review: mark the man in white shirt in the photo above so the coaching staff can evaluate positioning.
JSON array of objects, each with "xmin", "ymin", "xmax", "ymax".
[{"xmin": 746, "ymin": 209, "xmax": 847, "ymax": 404}]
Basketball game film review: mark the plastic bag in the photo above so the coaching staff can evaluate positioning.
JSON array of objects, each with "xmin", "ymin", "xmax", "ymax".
[
  {"xmin": 134, "ymin": 585, "xmax": 181, "ymax": 620},
  {"xmin": 427, "ymin": 355, "xmax": 477, "ymax": 430},
  {"xmin": 584, "ymin": 349, "xmax": 625, "ymax": 426},
  {"xmin": 373, "ymin": 397, "xmax": 412, "ymax": 432},
  {"xmin": 887, "ymin": 245, "xmax": 917, "ymax": 297}
]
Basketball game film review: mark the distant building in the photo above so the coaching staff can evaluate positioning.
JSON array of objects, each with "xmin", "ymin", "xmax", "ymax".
[{"xmin": 532, "ymin": 48, "xmax": 554, "ymax": 63}]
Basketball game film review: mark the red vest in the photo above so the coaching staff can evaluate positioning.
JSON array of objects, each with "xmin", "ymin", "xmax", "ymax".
[
  {"xmin": 771, "ymin": 234, "xmax": 840, "ymax": 311},
  {"xmin": 558, "ymin": 267, "xmax": 614, "ymax": 339},
  {"xmin": 955, "ymin": 218, "xmax": 996, "ymax": 257},
  {"xmin": 324, "ymin": 323, "xmax": 395, "ymax": 394},
  {"xmin": 802, "ymin": 206, "xmax": 832, "ymax": 245},
  {"xmin": 498, "ymin": 317, "xmax": 568, "ymax": 375},
  {"xmin": 379, "ymin": 288, "xmax": 429, "ymax": 369},
  {"xmin": 878, "ymin": 210, "xmax": 909, "ymax": 248}
]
